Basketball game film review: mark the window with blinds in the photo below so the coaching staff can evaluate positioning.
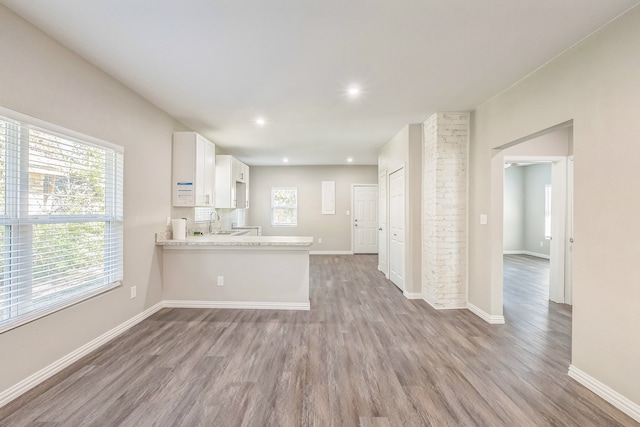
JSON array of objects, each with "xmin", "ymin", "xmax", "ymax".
[
  {"xmin": 0, "ymin": 112, "xmax": 123, "ymax": 332},
  {"xmin": 271, "ymin": 187, "xmax": 297, "ymax": 227}
]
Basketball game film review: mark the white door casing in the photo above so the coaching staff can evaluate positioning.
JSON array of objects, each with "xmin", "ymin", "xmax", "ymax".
[
  {"xmin": 565, "ymin": 156, "xmax": 574, "ymax": 305},
  {"xmin": 353, "ymin": 185, "xmax": 378, "ymax": 254},
  {"xmin": 378, "ymin": 171, "xmax": 388, "ymax": 276},
  {"xmin": 549, "ymin": 158, "xmax": 567, "ymax": 304},
  {"xmin": 389, "ymin": 168, "xmax": 405, "ymax": 290}
]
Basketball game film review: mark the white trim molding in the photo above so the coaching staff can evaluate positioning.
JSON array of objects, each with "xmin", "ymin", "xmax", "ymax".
[
  {"xmin": 503, "ymin": 250, "xmax": 550, "ymax": 260},
  {"xmin": 568, "ymin": 365, "xmax": 640, "ymax": 423},
  {"xmin": 424, "ymin": 297, "xmax": 467, "ymax": 310},
  {"xmin": 467, "ymin": 302, "xmax": 506, "ymax": 324},
  {"xmin": 163, "ymin": 300, "xmax": 310, "ymax": 311},
  {"xmin": 309, "ymin": 250, "xmax": 353, "ymax": 255},
  {"xmin": 0, "ymin": 302, "xmax": 164, "ymax": 408},
  {"xmin": 403, "ymin": 292, "xmax": 423, "ymax": 300}
]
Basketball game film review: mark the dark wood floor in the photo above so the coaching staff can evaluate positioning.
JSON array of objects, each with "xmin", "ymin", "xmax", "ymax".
[{"xmin": 1, "ymin": 254, "xmax": 637, "ymax": 426}]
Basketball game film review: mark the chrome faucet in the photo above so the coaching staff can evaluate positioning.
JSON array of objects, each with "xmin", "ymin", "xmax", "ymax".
[{"xmin": 209, "ymin": 210, "xmax": 221, "ymax": 234}]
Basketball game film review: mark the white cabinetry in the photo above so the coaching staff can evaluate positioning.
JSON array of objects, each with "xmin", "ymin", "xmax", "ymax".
[
  {"xmin": 215, "ymin": 155, "xmax": 250, "ymax": 209},
  {"xmin": 172, "ymin": 132, "xmax": 215, "ymax": 207}
]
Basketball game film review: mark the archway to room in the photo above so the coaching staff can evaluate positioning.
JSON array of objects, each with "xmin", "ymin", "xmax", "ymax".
[{"xmin": 491, "ymin": 122, "xmax": 574, "ymax": 342}]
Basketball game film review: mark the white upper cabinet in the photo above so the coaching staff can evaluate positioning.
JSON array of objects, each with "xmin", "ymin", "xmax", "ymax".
[
  {"xmin": 215, "ymin": 155, "xmax": 249, "ymax": 209},
  {"xmin": 172, "ymin": 132, "xmax": 215, "ymax": 207}
]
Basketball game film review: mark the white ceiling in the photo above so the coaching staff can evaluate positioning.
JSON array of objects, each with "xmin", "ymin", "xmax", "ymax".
[{"xmin": 2, "ymin": 0, "xmax": 639, "ymax": 165}]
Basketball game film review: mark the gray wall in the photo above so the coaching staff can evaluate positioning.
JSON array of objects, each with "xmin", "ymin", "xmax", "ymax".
[
  {"xmin": 523, "ymin": 164, "xmax": 551, "ymax": 255},
  {"xmin": 248, "ymin": 166, "xmax": 378, "ymax": 252},
  {"xmin": 0, "ymin": 5, "xmax": 183, "ymax": 393},
  {"xmin": 503, "ymin": 166, "xmax": 524, "ymax": 252},
  {"xmin": 503, "ymin": 164, "xmax": 551, "ymax": 256}
]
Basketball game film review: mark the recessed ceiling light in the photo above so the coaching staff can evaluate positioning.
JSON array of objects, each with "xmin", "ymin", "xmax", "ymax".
[
  {"xmin": 283, "ymin": 158, "xmax": 289, "ymax": 163},
  {"xmin": 347, "ymin": 157, "xmax": 353, "ymax": 163},
  {"xmin": 255, "ymin": 117, "xmax": 266, "ymax": 126},
  {"xmin": 347, "ymin": 85, "xmax": 361, "ymax": 98}
]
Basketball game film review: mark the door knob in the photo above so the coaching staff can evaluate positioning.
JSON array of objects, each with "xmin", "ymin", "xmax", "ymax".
[
  {"xmin": 569, "ymin": 237, "xmax": 574, "ymax": 243},
  {"xmin": 354, "ymin": 224, "xmax": 358, "ymax": 227},
  {"xmin": 378, "ymin": 227, "xmax": 382, "ymax": 231}
]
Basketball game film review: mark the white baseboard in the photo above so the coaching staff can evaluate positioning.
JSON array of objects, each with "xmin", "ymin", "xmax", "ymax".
[
  {"xmin": 309, "ymin": 250, "xmax": 353, "ymax": 255},
  {"xmin": 568, "ymin": 365, "xmax": 640, "ymax": 423},
  {"xmin": 503, "ymin": 250, "xmax": 550, "ymax": 260},
  {"xmin": 0, "ymin": 302, "xmax": 164, "ymax": 409},
  {"xmin": 403, "ymin": 292, "xmax": 423, "ymax": 300},
  {"xmin": 163, "ymin": 300, "xmax": 310, "ymax": 311},
  {"xmin": 423, "ymin": 297, "xmax": 467, "ymax": 310},
  {"xmin": 467, "ymin": 302, "xmax": 506, "ymax": 324}
]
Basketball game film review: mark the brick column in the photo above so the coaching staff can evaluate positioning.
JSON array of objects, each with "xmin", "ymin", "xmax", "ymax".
[{"xmin": 422, "ymin": 112, "xmax": 468, "ymax": 308}]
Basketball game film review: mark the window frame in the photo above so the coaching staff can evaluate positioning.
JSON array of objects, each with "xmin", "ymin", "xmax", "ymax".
[
  {"xmin": 271, "ymin": 187, "xmax": 298, "ymax": 227},
  {"xmin": 0, "ymin": 107, "xmax": 124, "ymax": 333}
]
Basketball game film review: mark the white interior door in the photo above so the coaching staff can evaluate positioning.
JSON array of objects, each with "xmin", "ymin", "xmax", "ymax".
[
  {"xmin": 565, "ymin": 157, "xmax": 574, "ymax": 305},
  {"xmin": 378, "ymin": 171, "xmax": 388, "ymax": 276},
  {"xmin": 389, "ymin": 168, "xmax": 405, "ymax": 290},
  {"xmin": 353, "ymin": 185, "xmax": 378, "ymax": 254}
]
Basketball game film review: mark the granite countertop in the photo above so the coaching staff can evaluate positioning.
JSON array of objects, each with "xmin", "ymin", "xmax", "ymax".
[{"xmin": 155, "ymin": 232, "xmax": 313, "ymax": 247}]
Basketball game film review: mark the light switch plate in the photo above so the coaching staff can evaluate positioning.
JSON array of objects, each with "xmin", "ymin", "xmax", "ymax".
[{"xmin": 480, "ymin": 214, "xmax": 488, "ymax": 225}]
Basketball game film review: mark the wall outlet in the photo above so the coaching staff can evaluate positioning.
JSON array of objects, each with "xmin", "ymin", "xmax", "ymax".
[
  {"xmin": 130, "ymin": 286, "xmax": 136, "ymax": 299},
  {"xmin": 318, "ymin": 238, "xmax": 322, "ymax": 244},
  {"xmin": 540, "ymin": 241, "xmax": 544, "ymax": 247},
  {"xmin": 217, "ymin": 276, "xmax": 224, "ymax": 286},
  {"xmin": 346, "ymin": 210, "xmax": 350, "ymax": 215},
  {"xmin": 480, "ymin": 214, "xmax": 488, "ymax": 225}
]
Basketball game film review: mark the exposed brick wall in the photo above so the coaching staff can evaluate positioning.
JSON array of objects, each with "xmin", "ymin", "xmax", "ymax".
[{"xmin": 422, "ymin": 112, "xmax": 469, "ymax": 308}]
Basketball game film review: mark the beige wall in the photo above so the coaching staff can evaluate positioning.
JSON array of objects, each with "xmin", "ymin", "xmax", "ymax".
[
  {"xmin": 469, "ymin": 5, "xmax": 640, "ymax": 405},
  {"xmin": 378, "ymin": 124, "xmax": 422, "ymax": 294},
  {"xmin": 163, "ymin": 248, "xmax": 309, "ymax": 304},
  {"xmin": 0, "ymin": 5, "xmax": 184, "ymax": 393},
  {"xmin": 247, "ymin": 166, "xmax": 378, "ymax": 252}
]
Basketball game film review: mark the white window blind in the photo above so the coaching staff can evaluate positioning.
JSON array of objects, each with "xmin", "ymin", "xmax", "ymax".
[{"xmin": 0, "ymin": 112, "xmax": 123, "ymax": 332}]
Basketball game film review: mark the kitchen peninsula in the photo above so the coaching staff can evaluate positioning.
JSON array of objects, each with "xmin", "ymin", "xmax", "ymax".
[{"xmin": 156, "ymin": 233, "xmax": 313, "ymax": 310}]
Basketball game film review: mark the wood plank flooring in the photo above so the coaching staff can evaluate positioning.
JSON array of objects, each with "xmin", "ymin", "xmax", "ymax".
[{"xmin": 1, "ymin": 254, "xmax": 637, "ymax": 426}]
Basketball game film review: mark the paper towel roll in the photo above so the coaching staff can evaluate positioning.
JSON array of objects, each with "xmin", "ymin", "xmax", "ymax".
[{"xmin": 171, "ymin": 218, "xmax": 187, "ymax": 240}]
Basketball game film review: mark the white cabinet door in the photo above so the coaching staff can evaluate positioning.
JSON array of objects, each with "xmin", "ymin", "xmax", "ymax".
[
  {"xmin": 172, "ymin": 132, "xmax": 215, "ymax": 207},
  {"xmin": 194, "ymin": 135, "xmax": 215, "ymax": 206},
  {"xmin": 215, "ymin": 155, "xmax": 249, "ymax": 208}
]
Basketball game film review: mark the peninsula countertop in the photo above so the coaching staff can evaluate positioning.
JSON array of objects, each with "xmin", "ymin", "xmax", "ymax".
[{"xmin": 155, "ymin": 232, "xmax": 313, "ymax": 247}]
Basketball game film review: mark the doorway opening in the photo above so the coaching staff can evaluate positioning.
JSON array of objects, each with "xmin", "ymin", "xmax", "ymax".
[
  {"xmin": 503, "ymin": 161, "xmax": 555, "ymax": 302},
  {"xmin": 491, "ymin": 121, "xmax": 573, "ymax": 325}
]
